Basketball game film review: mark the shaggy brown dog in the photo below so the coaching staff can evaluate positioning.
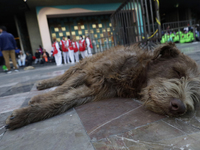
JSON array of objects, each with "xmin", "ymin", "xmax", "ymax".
[{"xmin": 6, "ymin": 43, "xmax": 200, "ymax": 130}]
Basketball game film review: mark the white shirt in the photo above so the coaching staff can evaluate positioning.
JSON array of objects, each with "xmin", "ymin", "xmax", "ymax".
[
  {"xmin": 18, "ymin": 54, "xmax": 26, "ymax": 60},
  {"xmin": 60, "ymin": 40, "xmax": 66, "ymax": 45},
  {"xmin": 86, "ymin": 38, "xmax": 90, "ymax": 48},
  {"xmin": 76, "ymin": 42, "xmax": 79, "ymax": 49},
  {"xmin": 66, "ymin": 39, "xmax": 70, "ymax": 47},
  {"xmin": 72, "ymin": 42, "xmax": 80, "ymax": 49}
]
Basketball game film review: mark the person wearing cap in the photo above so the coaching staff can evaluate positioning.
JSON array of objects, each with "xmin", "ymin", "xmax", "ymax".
[
  {"xmin": 79, "ymin": 35, "xmax": 88, "ymax": 59},
  {"xmin": 60, "ymin": 36, "xmax": 69, "ymax": 64},
  {"xmin": 86, "ymin": 34, "xmax": 93, "ymax": 56},
  {"xmin": 52, "ymin": 38, "xmax": 62, "ymax": 66},
  {"xmin": 66, "ymin": 36, "xmax": 74, "ymax": 64},
  {"xmin": 0, "ymin": 26, "xmax": 19, "ymax": 73}
]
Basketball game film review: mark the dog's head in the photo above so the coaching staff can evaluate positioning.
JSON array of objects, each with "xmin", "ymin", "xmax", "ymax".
[{"xmin": 141, "ymin": 43, "xmax": 200, "ymax": 116}]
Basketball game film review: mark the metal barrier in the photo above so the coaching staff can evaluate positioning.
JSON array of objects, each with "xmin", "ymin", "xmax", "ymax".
[
  {"xmin": 161, "ymin": 20, "xmax": 197, "ymax": 43},
  {"xmin": 162, "ymin": 20, "xmax": 195, "ymax": 31},
  {"xmin": 90, "ymin": 33, "xmax": 115, "ymax": 54},
  {"xmin": 110, "ymin": 0, "xmax": 161, "ymax": 50}
]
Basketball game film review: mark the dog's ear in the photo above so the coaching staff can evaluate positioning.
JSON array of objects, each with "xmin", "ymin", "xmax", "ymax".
[{"xmin": 153, "ymin": 43, "xmax": 180, "ymax": 60}]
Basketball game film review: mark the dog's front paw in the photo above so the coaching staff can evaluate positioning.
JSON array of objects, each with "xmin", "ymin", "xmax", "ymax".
[
  {"xmin": 36, "ymin": 81, "xmax": 44, "ymax": 90},
  {"xmin": 6, "ymin": 108, "xmax": 29, "ymax": 130},
  {"xmin": 28, "ymin": 95, "xmax": 42, "ymax": 105}
]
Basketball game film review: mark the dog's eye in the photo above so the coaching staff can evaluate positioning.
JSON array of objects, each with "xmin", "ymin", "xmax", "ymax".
[
  {"xmin": 175, "ymin": 70, "xmax": 181, "ymax": 77},
  {"xmin": 173, "ymin": 68, "xmax": 183, "ymax": 78}
]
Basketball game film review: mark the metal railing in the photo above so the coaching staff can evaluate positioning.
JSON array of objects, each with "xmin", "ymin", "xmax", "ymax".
[
  {"xmin": 91, "ymin": 37, "xmax": 115, "ymax": 54},
  {"xmin": 161, "ymin": 20, "xmax": 197, "ymax": 43},
  {"xmin": 162, "ymin": 20, "xmax": 195, "ymax": 31},
  {"xmin": 110, "ymin": 0, "xmax": 161, "ymax": 50}
]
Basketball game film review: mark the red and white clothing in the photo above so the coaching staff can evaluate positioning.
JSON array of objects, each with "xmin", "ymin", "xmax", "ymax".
[
  {"xmin": 86, "ymin": 37, "xmax": 93, "ymax": 56},
  {"xmin": 72, "ymin": 41, "xmax": 79, "ymax": 62},
  {"xmin": 60, "ymin": 40, "xmax": 69, "ymax": 64},
  {"xmin": 52, "ymin": 42, "xmax": 62, "ymax": 66},
  {"xmin": 66, "ymin": 39, "xmax": 74, "ymax": 64},
  {"xmin": 79, "ymin": 39, "xmax": 88, "ymax": 59}
]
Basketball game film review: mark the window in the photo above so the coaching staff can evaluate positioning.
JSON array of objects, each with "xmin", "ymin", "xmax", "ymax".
[
  {"xmin": 99, "ymin": 24, "xmax": 103, "ymax": 28},
  {"xmin": 56, "ymin": 38, "xmax": 61, "ymax": 42},
  {"xmin": 54, "ymin": 28, "xmax": 59, "ymax": 32},
  {"xmin": 92, "ymin": 24, "xmax": 96, "ymax": 28},
  {"xmin": 81, "ymin": 25, "xmax": 85, "ymax": 29},
  {"xmin": 74, "ymin": 26, "xmax": 78, "ymax": 30},
  {"xmin": 72, "ymin": 31, "xmax": 76, "ymax": 35},
  {"xmin": 52, "ymin": 33, "xmax": 56, "ymax": 37},
  {"xmin": 66, "ymin": 32, "xmax": 70, "ymax": 36},
  {"xmin": 62, "ymin": 27, "xmax": 66, "ymax": 31},
  {"xmin": 59, "ymin": 33, "xmax": 63, "ymax": 37},
  {"xmin": 78, "ymin": 31, "xmax": 82, "ymax": 35}
]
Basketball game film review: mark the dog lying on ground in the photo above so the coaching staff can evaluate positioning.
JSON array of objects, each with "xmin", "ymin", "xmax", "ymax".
[{"xmin": 5, "ymin": 43, "xmax": 200, "ymax": 130}]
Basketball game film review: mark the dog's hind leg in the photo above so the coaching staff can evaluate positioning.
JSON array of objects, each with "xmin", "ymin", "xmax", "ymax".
[
  {"xmin": 6, "ymin": 84, "xmax": 117, "ymax": 130},
  {"xmin": 6, "ymin": 85, "xmax": 94, "ymax": 130}
]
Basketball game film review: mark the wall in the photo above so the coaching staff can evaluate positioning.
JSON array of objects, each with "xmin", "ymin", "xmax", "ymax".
[{"xmin": 25, "ymin": 11, "xmax": 42, "ymax": 53}]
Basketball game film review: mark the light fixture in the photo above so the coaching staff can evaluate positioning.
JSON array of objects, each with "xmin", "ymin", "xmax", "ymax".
[{"xmin": 24, "ymin": 0, "xmax": 27, "ymax": 2}]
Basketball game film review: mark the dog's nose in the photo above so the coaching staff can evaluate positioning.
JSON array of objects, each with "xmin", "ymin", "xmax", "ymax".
[{"xmin": 170, "ymin": 98, "xmax": 186, "ymax": 115}]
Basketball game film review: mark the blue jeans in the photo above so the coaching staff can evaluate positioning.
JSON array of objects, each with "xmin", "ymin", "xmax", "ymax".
[{"xmin": 18, "ymin": 59, "xmax": 25, "ymax": 66}]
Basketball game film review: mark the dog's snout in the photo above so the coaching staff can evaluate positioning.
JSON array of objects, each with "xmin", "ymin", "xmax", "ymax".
[{"xmin": 170, "ymin": 98, "xmax": 186, "ymax": 115}]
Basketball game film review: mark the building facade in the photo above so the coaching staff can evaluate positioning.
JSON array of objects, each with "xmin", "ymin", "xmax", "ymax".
[
  {"xmin": 0, "ymin": 0, "xmax": 200, "ymax": 54},
  {"xmin": 25, "ymin": 3, "xmax": 123, "ymax": 54}
]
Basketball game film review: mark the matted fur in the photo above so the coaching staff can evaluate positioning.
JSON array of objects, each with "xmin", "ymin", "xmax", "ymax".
[{"xmin": 6, "ymin": 43, "xmax": 200, "ymax": 130}]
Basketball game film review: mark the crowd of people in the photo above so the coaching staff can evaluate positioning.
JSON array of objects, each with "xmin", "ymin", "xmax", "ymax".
[
  {"xmin": 52, "ymin": 35, "xmax": 93, "ymax": 66},
  {"xmin": 0, "ymin": 25, "xmax": 94, "ymax": 73}
]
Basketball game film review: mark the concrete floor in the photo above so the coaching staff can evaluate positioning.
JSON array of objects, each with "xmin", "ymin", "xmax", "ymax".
[{"xmin": 1, "ymin": 42, "xmax": 200, "ymax": 150}]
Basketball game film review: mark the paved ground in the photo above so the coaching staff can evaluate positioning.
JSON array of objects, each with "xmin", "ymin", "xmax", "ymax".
[{"xmin": 1, "ymin": 42, "xmax": 200, "ymax": 150}]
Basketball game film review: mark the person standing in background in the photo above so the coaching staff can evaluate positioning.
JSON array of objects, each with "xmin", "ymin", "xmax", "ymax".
[
  {"xmin": 0, "ymin": 26, "xmax": 18, "ymax": 73},
  {"xmin": 52, "ymin": 38, "xmax": 62, "ymax": 66},
  {"xmin": 60, "ymin": 36, "xmax": 69, "ymax": 64},
  {"xmin": 72, "ymin": 39, "xmax": 79, "ymax": 63},
  {"xmin": 66, "ymin": 36, "xmax": 74, "ymax": 64},
  {"xmin": 86, "ymin": 35, "xmax": 93, "ymax": 56},
  {"xmin": 79, "ymin": 35, "xmax": 87, "ymax": 59}
]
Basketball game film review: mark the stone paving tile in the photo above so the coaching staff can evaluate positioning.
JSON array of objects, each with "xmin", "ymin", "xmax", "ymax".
[
  {"xmin": 157, "ymin": 132, "xmax": 200, "ymax": 150},
  {"xmin": 92, "ymin": 137, "xmax": 178, "ymax": 150},
  {"xmin": 0, "ymin": 94, "xmax": 27, "ymax": 114},
  {"xmin": 92, "ymin": 104, "xmax": 200, "ymax": 150},
  {"xmin": 92, "ymin": 120, "xmax": 185, "ymax": 150},
  {"xmin": 163, "ymin": 118, "xmax": 200, "ymax": 134},
  {"xmin": 126, "ymin": 120, "xmax": 184, "ymax": 141},
  {"xmin": 0, "ymin": 109, "xmax": 94, "ymax": 150},
  {"xmin": 0, "ymin": 83, "xmax": 34, "ymax": 97},
  {"xmin": 76, "ymin": 98, "xmax": 165, "ymax": 141},
  {"xmin": 0, "ymin": 82, "xmax": 19, "ymax": 88},
  {"xmin": 0, "ymin": 86, "xmax": 12, "ymax": 96},
  {"xmin": 0, "ymin": 112, "xmax": 12, "ymax": 139}
]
